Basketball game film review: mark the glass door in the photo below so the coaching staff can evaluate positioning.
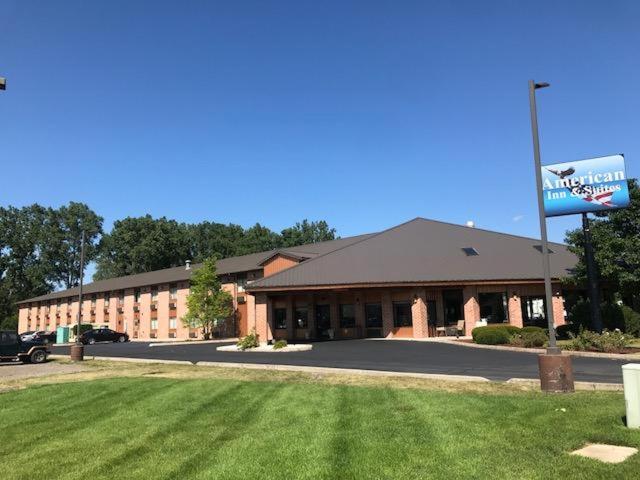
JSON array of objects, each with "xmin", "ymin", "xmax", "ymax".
[
  {"xmin": 365, "ymin": 303, "xmax": 383, "ymax": 338},
  {"xmin": 315, "ymin": 304, "xmax": 331, "ymax": 339}
]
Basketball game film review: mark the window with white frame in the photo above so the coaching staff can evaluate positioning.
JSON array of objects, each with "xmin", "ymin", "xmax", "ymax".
[
  {"xmin": 169, "ymin": 317, "xmax": 177, "ymax": 329},
  {"xmin": 151, "ymin": 319, "xmax": 158, "ymax": 330}
]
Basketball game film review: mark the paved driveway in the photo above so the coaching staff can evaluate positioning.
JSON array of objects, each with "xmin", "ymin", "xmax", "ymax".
[{"xmin": 51, "ymin": 339, "xmax": 628, "ymax": 383}]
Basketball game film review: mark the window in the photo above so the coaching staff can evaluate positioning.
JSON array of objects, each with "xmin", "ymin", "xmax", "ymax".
[
  {"xmin": 461, "ymin": 247, "xmax": 479, "ymax": 256},
  {"xmin": 104, "ymin": 293, "xmax": 110, "ymax": 306},
  {"xmin": 67, "ymin": 297, "xmax": 72, "ymax": 305},
  {"xmin": 365, "ymin": 304, "xmax": 382, "ymax": 328},
  {"xmin": 150, "ymin": 319, "xmax": 158, "ymax": 330},
  {"xmin": 521, "ymin": 296, "xmax": 547, "ymax": 327},
  {"xmin": 169, "ymin": 284, "xmax": 177, "ymax": 299},
  {"xmin": 294, "ymin": 307, "xmax": 308, "ymax": 329},
  {"xmin": 393, "ymin": 302, "xmax": 413, "ymax": 328},
  {"xmin": 134, "ymin": 289, "xmax": 141, "ymax": 303},
  {"xmin": 236, "ymin": 275, "xmax": 247, "ymax": 293},
  {"xmin": 339, "ymin": 304, "xmax": 356, "ymax": 328},
  {"xmin": 169, "ymin": 317, "xmax": 177, "ymax": 329},
  {"xmin": 118, "ymin": 291, "xmax": 125, "ymax": 303},
  {"xmin": 91, "ymin": 294, "xmax": 96, "ymax": 306},
  {"xmin": 274, "ymin": 308, "xmax": 287, "ymax": 329},
  {"xmin": 151, "ymin": 288, "xmax": 158, "ymax": 301},
  {"xmin": 479, "ymin": 292, "xmax": 509, "ymax": 323}
]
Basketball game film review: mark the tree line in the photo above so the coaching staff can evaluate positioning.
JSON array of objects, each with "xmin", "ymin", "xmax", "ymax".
[{"xmin": 0, "ymin": 203, "xmax": 336, "ymax": 329}]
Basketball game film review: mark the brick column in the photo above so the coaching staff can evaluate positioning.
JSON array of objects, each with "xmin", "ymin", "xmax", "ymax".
[
  {"xmin": 381, "ymin": 291, "xmax": 394, "ymax": 338},
  {"xmin": 411, "ymin": 288, "xmax": 428, "ymax": 338},
  {"xmin": 176, "ymin": 284, "xmax": 190, "ymax": 340},
  {"xmin": 286, "ymin": 295, "xmax": 294, "ymax": 340},
  {"xmin": 507, "ymin": 286, "xmax": 523, "ymax": 328},
  {"xmin": 462, "ymin": 286, "xmax": 480, "ymax": 336},
  {"xmin": 245, "ymin": 293, "xmax": 256, "ymax": 335},
  {"xmin": 139, "ymin": 289, "xmax": 151, "ymax": 339},
  {"xmin": 552, "ymin": 284, "xmax": 566, "ymax": 326},
  {"xmin": 254, "ymin": 293, "xmax": 270, "ymax": 344}
]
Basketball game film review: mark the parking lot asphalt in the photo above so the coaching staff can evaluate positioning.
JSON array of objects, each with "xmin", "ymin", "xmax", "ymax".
[{"xmin": 51, "ymin": 339, "xmax": 629, "ymax": 383}]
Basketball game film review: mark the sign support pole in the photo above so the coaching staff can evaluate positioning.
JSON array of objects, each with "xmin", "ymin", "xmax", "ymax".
[
  {"xmin": 528, "ymin": 80, "xmax": 574, "ymax": 392},
  {"xmin": 581, "ymin": 213, "xmax": 603, "ymax": 332}
]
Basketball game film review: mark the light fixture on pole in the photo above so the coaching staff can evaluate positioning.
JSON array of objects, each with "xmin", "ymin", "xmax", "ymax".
[{"xmin": 528, "ymin": 79, "xmax": 574, "ymax": 392}]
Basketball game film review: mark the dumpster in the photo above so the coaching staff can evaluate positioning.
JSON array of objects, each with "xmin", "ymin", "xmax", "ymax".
[{"xmin": 56, "ymin": 326, "xmax": 70, "ymax": 344}]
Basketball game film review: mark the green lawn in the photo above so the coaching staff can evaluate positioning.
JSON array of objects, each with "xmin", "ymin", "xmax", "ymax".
[{"xmin": 2, "ymin": 376, "xmax": 640, "ymax": 480}]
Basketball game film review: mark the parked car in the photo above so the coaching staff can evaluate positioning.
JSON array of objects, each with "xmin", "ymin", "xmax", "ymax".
[
  {"xmin": 0, "ymin": 330, "xmax": 50, "ymax": 363},
  {"xmin": 80, "ymin": 328, "xmax": 129, "ymax": 345},
  {"xmin": 20, "ymin": 330, "xmax": 57, "ymax": 344}
]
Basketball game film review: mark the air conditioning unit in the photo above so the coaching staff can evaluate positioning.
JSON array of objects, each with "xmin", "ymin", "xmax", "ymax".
[
  {"xmin": 237, "ymin": 296, "xmax": 246, "ymax": 304},
  {"xmin": 169, "ymin": 302, "xmax": 176, "ymax": 309},
  {"xmin": 133, "ymin": 306, "xmax": 139, "ymax": 312},
  {"xmin": 151, "ymin": 304, "xmax": 157, "ymax": 311}
]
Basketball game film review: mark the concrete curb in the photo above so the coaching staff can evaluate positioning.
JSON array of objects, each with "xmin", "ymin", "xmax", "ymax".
[
  {"xmin": 149, "ymin": 339, "xmax": 238, "ymax": 347},
  {"xmin": 449, "ymin": 340, "xmax": 640, "ymax": 361},
  {"xmin": 506, "ymin": 378, "xmax": 623, "ymax": 391}
]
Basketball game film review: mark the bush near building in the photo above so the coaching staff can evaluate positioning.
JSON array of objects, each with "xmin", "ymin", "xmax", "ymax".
[{"xmin": 471, "ymin": 325, "xmax": 521, "ymax": 345}]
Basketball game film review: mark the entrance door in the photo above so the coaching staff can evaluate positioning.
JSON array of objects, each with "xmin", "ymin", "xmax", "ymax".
[
  {"xmin": 365, "ymin": 303, "xmax": 383, "ymax": 338},
  {"xmin": 315, "ymin": 304, "xmax": 331, "ymax": 339},
  {"xmin": 442, "ymin": 289, "xmax": 463, "ymax": 326}
]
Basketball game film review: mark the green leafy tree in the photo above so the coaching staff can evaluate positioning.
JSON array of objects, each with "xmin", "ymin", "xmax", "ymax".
[
  {"xmin": 95, "ymin": 215, "xmax": 190, "ymax": 280},
  {"xmin": 280, "ymin": 219, "xmax": 337, "ymax": 247},
  {"xmin": 188, "ymin": 222, "xmax": 245, "ymax": 262},
  {"xmin": 43, "ymin": 202, "xmax": 103, "ymax": 289},
  {"xmin": 565, "ymin": 179, "xmax": 640, "ymax": 310},
  {"xmin": 236, "ymin": 223, "xmax": 281, "ymax": 255},
  {"xmin": 182, "ymin": 258, "xmax": 233, "ymax": 339}
]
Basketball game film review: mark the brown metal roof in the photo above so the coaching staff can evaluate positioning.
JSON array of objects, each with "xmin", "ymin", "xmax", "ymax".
[
  {"xmin": 17, "ymin": 233, "xmax": 375, "ymax": 305},
  {"xmin": 247, "ymin": 218, "xmax": 578, "ymax": 290}
]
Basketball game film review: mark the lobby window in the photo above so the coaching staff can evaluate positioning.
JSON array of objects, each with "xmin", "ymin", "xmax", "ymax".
[
  {"xmin": 151, "ymin": 288, "xmax": 158, "ymax": 302},
  {"xmin": 151, "ymin": 319, "xmax": 158, "ymax": 330},
  {"xmin": 393, "ymin": 302, "xmax": 413, "ymax": 328},
  {"xmin": 169, "ymin": 317, "xmax": 177, "ymax": 329},
  {"xmin": 169, "ymin": 284, "xmax": 177, "ymax": 300},
  {"xmin": 236, "ymin": 275, "xmax": 247, "ymax": 293},
  {"xmin": 294, "ymin": 306, "xmax": 308, "ymax": 329},
  {"xmin": 479, "ymin": 292, "xmax": 509, "ymax": 323},
  {"xmin": 339, "ymin": 304, "xmax": 356, "ymax": 328},
  {"xmin": 274, "ymin": 308, "xmax": 287, "ymax": 329},
  {"xmin": 521, "ymin": 296, "xmax": 547, "ymax": 328}
]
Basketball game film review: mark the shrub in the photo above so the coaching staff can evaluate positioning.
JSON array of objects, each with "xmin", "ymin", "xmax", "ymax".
[
  {"xmin": 273, "ymin": 339, "xmax": 288, "ymax": 350},
  {"xmin": 556, "ymin": 323, "xmax": 581, "ymax": 340},
  {"xmin": 237, "ymin": 330, "xmax": 259, "ymax": 351},
  {"xmin": 564, "ymin": 329, "xmax": 630, "ymax": 353},
  {"xmin": 622, "ymin": 306, "xmax": 640, "ymax": 338},
  {"xmin": 510, "ymin": 330, "xmax": 547, "ymax": 348},
  {"xmin": 471, "ymin": 325, "xmax": 521, "ymax": 343},
  {"xmin": 473, "ymin": 328, "xmax": 512, "ymax": 345},
  {"xmin": 520, "ymin": 326, "xmax": 545, "ymax": 335},
  {"xmin": 567, "ymin": 299, "xmax": 625, "ymax": 332}
]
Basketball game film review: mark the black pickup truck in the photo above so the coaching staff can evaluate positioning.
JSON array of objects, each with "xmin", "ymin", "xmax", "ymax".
[{"xmin": 0, "ymin": 330, "xmax": 49, "ymax": 363}]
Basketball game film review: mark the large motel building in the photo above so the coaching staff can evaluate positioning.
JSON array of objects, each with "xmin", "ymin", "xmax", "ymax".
[{"xmin": 17, "ymin": 218, "xmax": 577, "ymax": 342}]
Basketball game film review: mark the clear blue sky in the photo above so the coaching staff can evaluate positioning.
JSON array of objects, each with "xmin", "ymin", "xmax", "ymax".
[{"xmin": 2, "ymin": 0, "xmax": 638, "ymax": 244}]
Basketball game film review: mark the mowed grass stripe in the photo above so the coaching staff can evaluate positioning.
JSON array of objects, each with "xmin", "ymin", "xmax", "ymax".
[{"xmin": 1, "ymin": 377, "xmax": 640, "ymax": 480}]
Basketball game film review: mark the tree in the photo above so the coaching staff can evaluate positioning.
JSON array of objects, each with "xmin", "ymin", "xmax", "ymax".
[
  {"xmin": 182, "ymin": 258, "xmax": 233, "ymax": 339},
  {"xmin": 236, "ymin": 223, "xmax": 281, "ymax": 255},
  {"xmin": 280, "ymin": 219, "xmax": 337, "ymax": 247},
  {"xmin": 95, "ymin": 215, "xmax": 190, "ymax": 280},
  {"xmin": 43, "ymin": 202, "xmax": 103, "ymax": 289},
  {"xmin": 188, "ymin": 222, "xmax": 245, "ymax": 262},
  {"xmin": 565, "ymin": 179, "xmax": 640, "ymax": 310}
]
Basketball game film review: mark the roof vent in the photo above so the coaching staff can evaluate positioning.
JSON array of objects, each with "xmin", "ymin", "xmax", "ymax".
[
  {"xmin": 185, "ymin": 260, "xmax": 191, "ymax": 270},
  {"xmin": 466, "ymin": 221, "xmax": 475, "ymax": 228},
  {"xmin": 462, "ymin": 247, "xmax": 479, "ymax": 256}
]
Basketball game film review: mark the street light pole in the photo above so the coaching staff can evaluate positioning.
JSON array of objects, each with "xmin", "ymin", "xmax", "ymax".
[
  {"xmin": 528, "ymin": 80, "xmax": 574, "ymax": 392},
  {"xmin": 70, "ymin": 230, "xmax": 86, "ymax": 361},
  {"xmin": 528, "ymin": 80, "xmax": 560, "ymax": 354}
]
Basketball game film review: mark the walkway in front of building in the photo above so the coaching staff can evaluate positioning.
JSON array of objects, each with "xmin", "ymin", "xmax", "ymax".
[{"xmin": 49, "ymin": 339, "xmax": 628, "ymax": 383}]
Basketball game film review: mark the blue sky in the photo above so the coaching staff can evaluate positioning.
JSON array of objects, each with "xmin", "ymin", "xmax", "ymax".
[{"xmin": 1, "ymin": 0, "xmax": 638, "ymax": 244}]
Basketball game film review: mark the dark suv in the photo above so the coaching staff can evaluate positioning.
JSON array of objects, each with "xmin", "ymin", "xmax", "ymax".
[{"xmin": 0, "ymin": 330, "xmax": 50, "ymax": 363}]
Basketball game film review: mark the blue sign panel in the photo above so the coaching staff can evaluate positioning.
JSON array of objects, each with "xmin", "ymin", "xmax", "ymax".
[{"xmin": 541, "ymin": 154, "xmax": 630, "ymax": 217}]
